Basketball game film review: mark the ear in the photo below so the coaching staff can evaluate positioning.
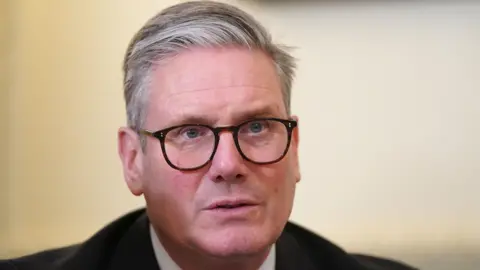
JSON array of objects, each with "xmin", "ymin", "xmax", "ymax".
[
  {"xmin": 118, "ymin": 127, "xmax": 144, "ymax": 196},
  {"xmin": 290, "ymin": 115, "xmax": 301, "ymax": 183}
]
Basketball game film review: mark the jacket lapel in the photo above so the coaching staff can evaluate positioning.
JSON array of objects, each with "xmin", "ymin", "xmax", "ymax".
[
  {"xmin": 107, "ymin": 213, "xmax": 160, "ymax": 270},
  {"xmin": 277, "ymin": 222, "xmax": 371, "ymax": 270},
  {"xmin": 275, "ymin": 229, "xmax": 318, "ymax": 270}
]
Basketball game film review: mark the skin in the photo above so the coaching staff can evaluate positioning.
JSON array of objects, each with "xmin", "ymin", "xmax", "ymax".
[{"xmin": 118, "ymin": 46, "xmax": 301, "ymax": 270}]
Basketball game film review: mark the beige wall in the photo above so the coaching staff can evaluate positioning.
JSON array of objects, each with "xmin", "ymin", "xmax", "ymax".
[
  {"xmin": 259, "ymin": 1, "xmax": 480, "ymax": 253},
  {"xmin": 5, "ymin": 0, "xmax": 177, "ymax": 255},
  {"xmin": 0, "ymin": 0, "xmax": 12, "ymax": 256},
  {"xmin": 3, "ymin": 1, "xmax": 479, "ymax": 267}
]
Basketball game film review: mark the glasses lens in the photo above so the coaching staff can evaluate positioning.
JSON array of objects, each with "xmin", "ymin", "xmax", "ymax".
[
  {"xmin": 237, "ymin": 119, "xmax": 289, "ymax": 163},
  {"xmin": 164, "ymin": 125, "xmax": 215, "ymax": 169}
]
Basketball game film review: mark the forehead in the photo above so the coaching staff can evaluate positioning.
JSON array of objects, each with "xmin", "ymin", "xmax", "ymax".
[{"xmin": 147, "ymin": 47, "xmax": 285, "ymax": 127}]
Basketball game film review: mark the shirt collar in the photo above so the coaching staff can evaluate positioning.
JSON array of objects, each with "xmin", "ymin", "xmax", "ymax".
[{"xmin": 150, "ymin": 224, "xmax": 276, "ymax": 270}]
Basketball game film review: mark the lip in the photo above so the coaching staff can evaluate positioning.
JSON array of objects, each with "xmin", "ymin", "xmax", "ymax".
[{"xmin": 205, "ymin": 198, "xmax": 259, "ymax": 210}]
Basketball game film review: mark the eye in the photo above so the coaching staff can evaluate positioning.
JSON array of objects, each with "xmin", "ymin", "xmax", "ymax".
[
  {"xmin": 247, "ymin": 121, "xmax": 267, "ymax": 133},
  {"xmin": 182, "ymin": 127, "xmax": 202, "ymax": 139}
]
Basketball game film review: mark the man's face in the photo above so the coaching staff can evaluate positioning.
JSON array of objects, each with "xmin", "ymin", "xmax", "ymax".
[{"xmin": 119, "ymin": 47, "xmax": 300, "ymax": 257}]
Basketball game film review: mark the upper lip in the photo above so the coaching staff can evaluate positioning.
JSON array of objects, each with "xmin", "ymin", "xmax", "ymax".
[{"xmin": 205, "ymin": 198, "xmax": 259, "ymax": 210}]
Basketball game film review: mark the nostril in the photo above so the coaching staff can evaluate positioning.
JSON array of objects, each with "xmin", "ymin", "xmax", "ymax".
[{"xmin": 213, "ymin": 173, "xmax": 244, "ymax": 182}]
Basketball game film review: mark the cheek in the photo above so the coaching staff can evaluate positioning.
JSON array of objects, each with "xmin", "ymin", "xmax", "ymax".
[
  {"xmin": 258, "ymin": 158, "xmax": 296, "ymax": 201},
  {"xmin": 143, "ymin": 166, "xmax": 207, "ymax": 241},
  {"xmin": 269, "ymin": 158, "xmax": 297, "ymax": 209},
  {"xmin": 145, "ymin": 167, "xmax": 196, "ymax": 206},
  {"xmin": 143, "ymin": 146, "xmax": 198, "ymax": 200},
  {"xmin": 143, "ymin": 158, "xmax": 203, "ymax": 219}
]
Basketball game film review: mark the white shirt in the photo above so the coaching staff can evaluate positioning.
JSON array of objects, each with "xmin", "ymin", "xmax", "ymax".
[{"xmin": 150, "ymin": 225, "xmax": 276, "ymax": 270}]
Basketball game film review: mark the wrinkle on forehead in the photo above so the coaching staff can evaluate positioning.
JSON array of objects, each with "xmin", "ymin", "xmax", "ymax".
[
  {"xmin": 145, "ymin": 47, "xmax": 284, "ymax": 128},
  {"xmin": 152, "ymin": 47, "xmax": 280, "ymax": 94},
  {"xmin": 162, "ymin": 84, "xmax": 276, "ymax": 108},
  {"xmin": 159, "ymin": 85, "xmax": 284, "ymax": 127}
]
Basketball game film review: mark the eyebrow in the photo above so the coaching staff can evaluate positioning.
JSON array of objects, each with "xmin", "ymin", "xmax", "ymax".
[
  {"xmin": 233, "ymin": 106, "xmax": 282, "ymax": 123},
  {"xmin": 165, "ymin": 105, "xmax": 283, "ymax": 128}
]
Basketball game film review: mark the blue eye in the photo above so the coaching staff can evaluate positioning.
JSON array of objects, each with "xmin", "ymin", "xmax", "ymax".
[
  {"xmin": 248, "ymin": 121, "xmax": 265, "ymax": 133},
  {"xmin": 184, "ymin": 128, "xmax": 200, "ymax": 138}
]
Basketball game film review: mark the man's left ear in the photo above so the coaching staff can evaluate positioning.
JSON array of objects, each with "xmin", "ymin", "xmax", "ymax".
[{"xmin": 291, "ymin": 115, "xmax": 301, "ymax": 183}]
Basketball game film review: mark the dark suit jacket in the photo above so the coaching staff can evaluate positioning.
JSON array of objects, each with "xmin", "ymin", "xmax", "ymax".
[{"xmin": 0, "ymin": 208, "xmax": 417, "ymax": 270}]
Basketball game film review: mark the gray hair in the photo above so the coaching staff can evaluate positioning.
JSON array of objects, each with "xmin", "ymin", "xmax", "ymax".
[{"xmin": 122, "ymin": 0, "xmax": 296, "ymax": 133}]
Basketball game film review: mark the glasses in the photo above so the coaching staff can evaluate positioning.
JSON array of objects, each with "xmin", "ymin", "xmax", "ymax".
[{"xmin": 139, "ymin": 118, "xmax": 297, "ymax": 171}]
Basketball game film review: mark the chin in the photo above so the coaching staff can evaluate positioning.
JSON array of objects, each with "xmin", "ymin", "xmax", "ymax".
[{"xmin": 192, "ymin": 224, "xmax": 277, "ymax": 258}]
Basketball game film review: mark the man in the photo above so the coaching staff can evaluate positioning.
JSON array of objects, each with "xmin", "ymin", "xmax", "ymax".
[{"xmin": 1, "ymin": 1, "xmax": 417, "ymax": 269}]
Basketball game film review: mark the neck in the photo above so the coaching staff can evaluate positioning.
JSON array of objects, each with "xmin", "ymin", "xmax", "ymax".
[{"xmin": 151, "ymin": 225, "xmax": 273, "ymax": 270}]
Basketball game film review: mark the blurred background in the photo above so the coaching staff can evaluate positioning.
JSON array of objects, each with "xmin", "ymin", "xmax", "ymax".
[{"xmin": 0, "ymin": 0, "xmax": 479, "ymax": 269}]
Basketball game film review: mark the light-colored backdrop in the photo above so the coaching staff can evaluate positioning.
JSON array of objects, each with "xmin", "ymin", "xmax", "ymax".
[
  {"xmin": 1, "ymin": 0, "xmax": 479, "ymax": 269},
  {"xmin": 0, "ymin": 0, "xmax": 12, "ymax": 253}
]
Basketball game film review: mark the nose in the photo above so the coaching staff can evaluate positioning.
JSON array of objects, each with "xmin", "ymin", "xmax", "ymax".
[{"xmin": 208, "ymin": 131, "xmax": 246, "ymax": 183}]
